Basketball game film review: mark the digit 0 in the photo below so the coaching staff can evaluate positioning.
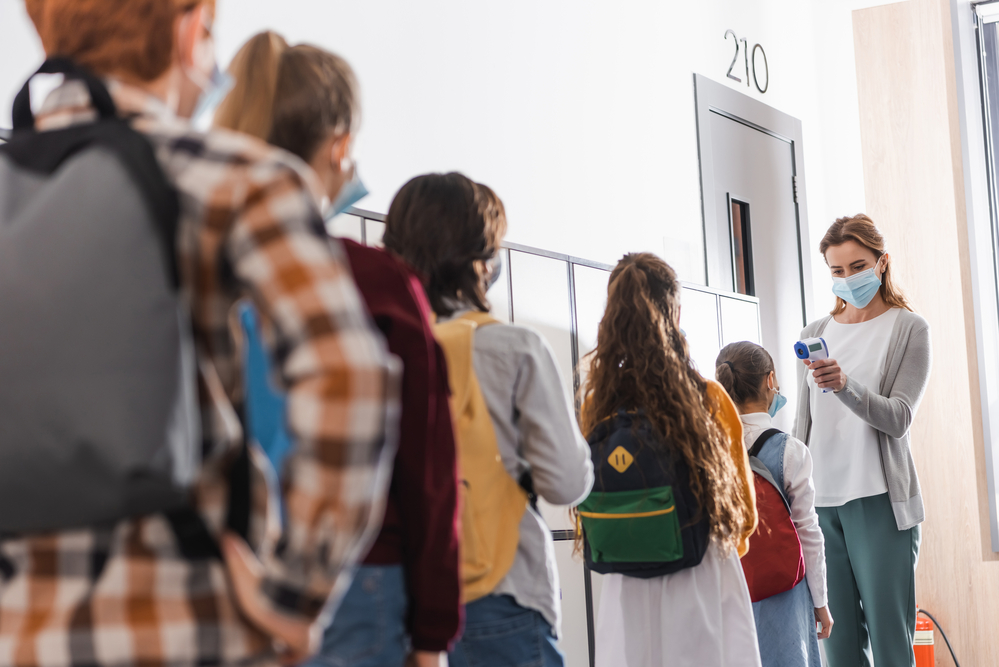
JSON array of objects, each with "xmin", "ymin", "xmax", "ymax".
[{"xmin": 752, "ymin": 43, "xmax": 769, "ymax": 93}]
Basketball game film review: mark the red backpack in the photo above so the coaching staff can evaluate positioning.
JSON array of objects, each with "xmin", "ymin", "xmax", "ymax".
[{"xmin": 740, "ymin": 428, "xmax": 806, "ymax": 602}]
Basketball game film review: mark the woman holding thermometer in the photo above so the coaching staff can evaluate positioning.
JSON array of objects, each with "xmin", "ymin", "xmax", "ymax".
[{"xmin": 793, "ymin": 215, "xmax": 931, "ymax": 667}]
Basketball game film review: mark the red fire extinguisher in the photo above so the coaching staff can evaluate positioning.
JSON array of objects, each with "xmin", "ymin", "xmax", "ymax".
[{"xmin": 914, "ymin": 608, "xmax": 934, "ymax": 667}]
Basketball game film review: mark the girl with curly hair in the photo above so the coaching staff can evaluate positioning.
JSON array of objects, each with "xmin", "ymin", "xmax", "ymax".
[{"xmin": 577, "ymin": 253, "xmax": 760, "ymax": 667}]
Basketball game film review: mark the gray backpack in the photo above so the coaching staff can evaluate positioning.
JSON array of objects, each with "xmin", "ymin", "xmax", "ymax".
[{"xmin": 0, "ymin": 59, "xmax": 201, "ymax": 533}]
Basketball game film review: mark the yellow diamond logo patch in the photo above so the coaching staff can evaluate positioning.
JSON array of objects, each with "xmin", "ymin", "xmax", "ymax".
[{"xmin": 608, "ymin": 446, "xmax": 634, "ymax": 473}]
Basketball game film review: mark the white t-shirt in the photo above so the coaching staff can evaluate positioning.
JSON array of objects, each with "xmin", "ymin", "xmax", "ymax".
[{"xmin": 809, "ymin": 307, "xmax": 901, "ymax": 507}]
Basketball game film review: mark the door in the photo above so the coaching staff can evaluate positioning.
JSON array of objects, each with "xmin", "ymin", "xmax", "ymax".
[{"xmin": 695, "ymin": 74, "xmax": 813, "ymax": 431}]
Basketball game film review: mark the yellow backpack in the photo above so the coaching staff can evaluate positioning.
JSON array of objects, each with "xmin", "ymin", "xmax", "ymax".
[{"xmin": 434, "ymin": 312, "xmax": 528, "ymax": 603}]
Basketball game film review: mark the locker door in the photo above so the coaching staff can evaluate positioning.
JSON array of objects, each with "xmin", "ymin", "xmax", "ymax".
[{"xmin": 507, "ymin": 250, "xmax": 588, "ymax": 667}]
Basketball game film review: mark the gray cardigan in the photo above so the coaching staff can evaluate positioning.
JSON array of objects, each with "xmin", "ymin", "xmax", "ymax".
[{"xmin": 792, "ymin": 309, "xmax": 932, "ymax": 530}]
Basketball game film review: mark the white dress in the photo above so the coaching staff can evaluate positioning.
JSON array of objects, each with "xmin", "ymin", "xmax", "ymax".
[{"xmin": 594, "ymin": 542, "xmax": 762, "ymax": 667}]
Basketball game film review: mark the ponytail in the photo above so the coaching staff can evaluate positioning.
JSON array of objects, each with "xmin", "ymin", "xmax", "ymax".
[
  {"xmin": 214, "ymin": 31, "xmax": 289, "ymax": 142},
  {"xmin": 715, "ymin": 342, "xmax": 774, "ymax": 407},
  {"xmin": 215, "ymin": 32, "xmax": 359, "ymax": 164}
]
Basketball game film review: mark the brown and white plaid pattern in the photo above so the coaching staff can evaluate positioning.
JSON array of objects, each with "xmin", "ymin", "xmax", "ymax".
[{"xmin": 0, "ymin": 81, "xmax": 400, "ymax": 667}]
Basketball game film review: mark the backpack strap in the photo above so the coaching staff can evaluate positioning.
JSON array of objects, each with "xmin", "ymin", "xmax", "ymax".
[
  {"xmin": 749, "ymin": 428, "xmax": 783, "ymax": 458},
  {"xmin": 748, "ymin": 457, "xmax": 792, "ymax": 513},
  {"xmin": 437, "ymin": 312, "xmax": 499, "ymax": 414},
  {"xmin": 435, "ymin": 319, "xmax": 476, "ymax": 412},
  {"xmin": 455, "ymin": 311, "xmax": 541, "ymax": 504},
  {"xmin": 2, "ymin": 58, "xmax": 180, "ymax": 290},
  {"xmin": 11, "ymin": 58, "xmax": 117, "ymax": 130}
]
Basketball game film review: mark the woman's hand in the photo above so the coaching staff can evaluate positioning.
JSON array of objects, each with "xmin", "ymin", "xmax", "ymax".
[
  {"xmin": 405, "ymin": 651, "xmax": 448, "ymax": 667},
  {"xmin": 804, "ymin": 358, "xmax": 847, "ymax": 393},
  {"xmin": 221, "ymin": 533, "xmax": 321, "ymax": 664},
  {"xmin": 815, "ymin": 606, "xmax": 834, "ymax": 640}
]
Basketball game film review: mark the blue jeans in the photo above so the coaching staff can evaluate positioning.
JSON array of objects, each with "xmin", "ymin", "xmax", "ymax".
[
  {"xmin": 449, "ymin": 595, "xmax": 564, "ymax": 667},
  {"xmin": 302, "ymin": 565, "xmax": 409, "ymax": 667},
  {"xmin": 753, "ymin": 579, "xmax": 821, "ymax": 667}
]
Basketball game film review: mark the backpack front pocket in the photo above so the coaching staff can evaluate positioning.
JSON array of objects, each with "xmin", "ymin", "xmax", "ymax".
[{"xmin": 578, "ymin": 486, "xmax": 683, "ymax": 563}]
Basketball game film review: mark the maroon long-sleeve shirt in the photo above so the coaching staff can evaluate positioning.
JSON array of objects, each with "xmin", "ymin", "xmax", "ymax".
[{"xmin": 341, "ymin": 239, "xmax": 462, "ymax": 652}]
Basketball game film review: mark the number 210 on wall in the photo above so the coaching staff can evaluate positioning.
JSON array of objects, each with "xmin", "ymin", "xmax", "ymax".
[{"xmin": 725, "ymin": 30, "xmax": 769, "ymax": 94}]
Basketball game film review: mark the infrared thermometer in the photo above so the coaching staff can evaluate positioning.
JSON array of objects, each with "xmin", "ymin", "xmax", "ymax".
[{"xmin": 794, "ymin": 337, "xmax": 832, "ymax": 393}]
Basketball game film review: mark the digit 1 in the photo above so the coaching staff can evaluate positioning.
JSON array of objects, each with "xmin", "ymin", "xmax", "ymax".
[{"xmin": 741, "ymin": 38, "xmax": 749, "ymax": 86}]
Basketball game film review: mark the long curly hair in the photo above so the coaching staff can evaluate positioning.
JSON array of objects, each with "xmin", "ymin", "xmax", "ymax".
[{"xmin": 577, "ymin": 253, "xmax": 751, "ymax": 555}]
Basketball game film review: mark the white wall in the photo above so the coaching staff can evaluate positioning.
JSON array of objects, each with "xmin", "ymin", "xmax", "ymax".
[
  {"xmin": 0, "ymin": 1, "xmax": 899, "ymax": 662},
  {"xmin": 1, "ymin": 0, "xmax": 893, "ymax": 302},
  {"xmin": 0, "ymin": 1, "xmax": 44, "ymax": 124}
]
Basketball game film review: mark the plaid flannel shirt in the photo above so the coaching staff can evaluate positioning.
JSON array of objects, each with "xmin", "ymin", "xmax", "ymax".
[{"xmin": 0, "ymin": 81, "xmax": 400, "ymax": 667}]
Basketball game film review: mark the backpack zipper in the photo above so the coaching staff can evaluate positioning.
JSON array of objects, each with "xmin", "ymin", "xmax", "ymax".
[{"xmin": 578, "ymin": 506, "xmax": 676, "ymax": 520}]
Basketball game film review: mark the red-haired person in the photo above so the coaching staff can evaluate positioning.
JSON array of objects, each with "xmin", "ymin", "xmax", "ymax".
[
  {"xmin": 3, "ymin": 2, "xmax": 398, "ymax": 666},
  {"xmin": 795, "ymin": 215, "xmax": 931, "ymax": 667}
]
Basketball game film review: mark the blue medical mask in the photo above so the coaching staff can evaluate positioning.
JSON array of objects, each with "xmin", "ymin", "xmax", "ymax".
[
  {"xmin": 831, "ymin": 265, "xmax": 882, "ymax": 309},
  {"xmin": 326, "ymin": 163, "xmax": 369, "ymax": 220},
  {"xmin": 191, "ymin": 64, "xmax": 234, "ymax": 125},
  {"xmin": 185, "ymin": 11, "xmax": 232, "ymax": 125},
  {"xmin": 486, "ymin": 254, "xmax": 503, "ymax": 290},
  {"xmin": 768, "ymin": 390, "xmax": 787, "ymax": 418}
]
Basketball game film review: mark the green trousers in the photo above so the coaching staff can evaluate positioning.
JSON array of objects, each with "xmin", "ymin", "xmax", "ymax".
[{"xmin": 816, "ymin": 493, "xmax": 921, "ymax": 667}]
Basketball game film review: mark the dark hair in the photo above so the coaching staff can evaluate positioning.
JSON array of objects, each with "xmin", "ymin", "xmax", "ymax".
[
  {"xmin": 214, "ymin": 31, "xmax": 359, "ymax": 163},
  {"xmin": 382, "ymin": 172, "xmax": 507, "ymax": 317},
  {"xmin": 714, "ymin": 342, "xmax": 775, "ymax": 406},
  {"xmin": 820, "ymin": 213, "xmax": 912, "ymax": 316},
  {"xmin": 577, "ymin": 253, "xmax": 751, "ymax": 556}
]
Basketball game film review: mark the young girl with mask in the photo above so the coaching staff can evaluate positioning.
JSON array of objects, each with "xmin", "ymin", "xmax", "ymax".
[
  {"xmin": 215, "ymin": 33, "xmax": 462, "ymax": 667},
  {"xmin": 579, "ymin": 253, "xmax": 760, "ymax": 667},
  {"xmin": 383, "ymin": 172, "xmax": 594, "ymax": 667},
  {"xmin": 795, "ymin": 215, "xmax": 930, "ymax": 667},
  {"xmin": 715, "ymin": 342, "xmax": 832, "ymax": 667}
]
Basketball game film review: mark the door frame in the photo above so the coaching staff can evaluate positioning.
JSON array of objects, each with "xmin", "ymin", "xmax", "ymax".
[{"xmin": 693, "ymin": 73, "xmax": 815, "ymax": 326}]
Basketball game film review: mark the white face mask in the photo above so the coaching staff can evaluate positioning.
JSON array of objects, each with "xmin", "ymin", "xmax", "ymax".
[{"xmin": 181, "ymin": 12, "xmax": 233, "ymax": 125}]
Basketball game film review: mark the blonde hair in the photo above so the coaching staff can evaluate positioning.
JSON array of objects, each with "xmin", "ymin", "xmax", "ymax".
[
  {"xmin": 820, "ymin": 213, "xmax": 913, "ymax": 315},
  {"xmin": 214, "ymin": 31, "xmax": 359, "ymax": 162},
  {"xmin": 213, "ymin": 31, "xmax": 287, "ymax": 141}
]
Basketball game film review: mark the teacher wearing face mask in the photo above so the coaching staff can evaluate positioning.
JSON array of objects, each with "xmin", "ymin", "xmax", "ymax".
[{"xmin": 793, "ymin": 214, "xmax": 931, "ymax": 667}]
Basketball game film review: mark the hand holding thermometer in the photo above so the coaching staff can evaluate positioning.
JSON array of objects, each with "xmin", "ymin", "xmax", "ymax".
[{"xmin": 794, "ymin": 337, "xmax": 832, "ymax": 393}]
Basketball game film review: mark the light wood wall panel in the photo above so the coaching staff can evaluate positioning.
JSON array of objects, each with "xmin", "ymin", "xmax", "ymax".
[{"xmin": 853, "ymin": 0, "xmax": 999, "ymax": 663}]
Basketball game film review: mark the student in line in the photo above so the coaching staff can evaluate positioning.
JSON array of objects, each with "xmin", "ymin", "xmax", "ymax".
[
  {"xmin": 795, "ymin": 215, "xmax": 931, "ymax": 667},
  {"xmin": 382, "ymin": 173, "xmax": 595, "ymax": 667},
  {"xmin": 5, "ymin": 1, "xmax": 397, "ymax": 665},
  {"xmin": 715, "ymin": 341, "xmax": 832, "ymax": 667},
  {"xmin": 577, "ymin": 253, "xmax": 761, "ymax": 667},
  {"xmin": 214, "ymin": 32, "xmax": 463, "ymax": 667}
]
